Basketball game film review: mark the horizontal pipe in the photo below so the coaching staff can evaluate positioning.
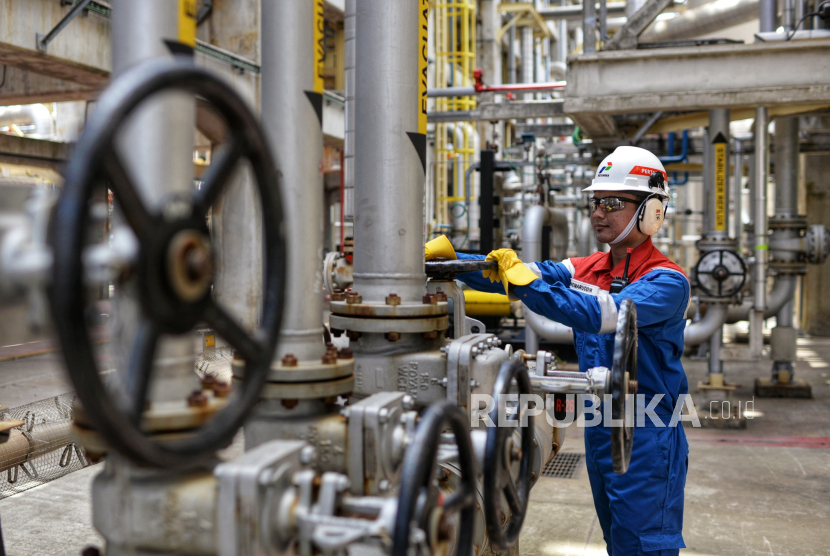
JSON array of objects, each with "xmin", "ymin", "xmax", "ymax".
[
  {"xmin": 684, "ymin": 303, "xmax": 729, "ymax": 346},
  {"xmin": 525, "ymin": 308, "xmax": 575, "ymax": 343},
  {"xmin": 538, "ymin": 2, "xmax": 627, "ymax": 21},
  {"xmin": 725, "ymin": 274, "xmax": 798, "ymax": 322},
  {"xmin": 428, "ymin": 82, "xmax": 567, "ymax": 98},
  {"xmin": 641, "ymin": 0, "xmax": 759, "ymax": 42}
]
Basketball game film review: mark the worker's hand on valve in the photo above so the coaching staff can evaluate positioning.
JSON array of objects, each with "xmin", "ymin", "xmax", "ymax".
[
  {"xmin": 484, "ymin": 249, "xmax": 539, "ymax": 296},
  {"xmin": 424, "ymin": 235, "xmax": 457, "ymax": 261}
]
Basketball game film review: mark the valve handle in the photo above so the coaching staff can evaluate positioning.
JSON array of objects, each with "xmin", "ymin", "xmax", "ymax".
[
  {"xmin": 610, "ymin": 298, "xmax": 638, "ymax": 474},
  {"xmin": 49, "ymin": 58, "xmax": 286, "ymax": 469}
]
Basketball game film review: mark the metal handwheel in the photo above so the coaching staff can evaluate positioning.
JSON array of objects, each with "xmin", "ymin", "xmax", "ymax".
[
  {"xmin": 483, "ymin": 359, "xmax": 534, "ymax": 551},
  {"xmin": 49, "ymin": 59, "xmax": 286, "ymax": 468},
  {"xmin": 610, "ymin": 298, "xmax": 638, "ymax": 474},
  {"xmin": 693, "ymin": 249, "xmax": 746, "ymax": 298},
  {"xmin": 393, "ymin": 400, "xmax": 477, "ymax": 556}
]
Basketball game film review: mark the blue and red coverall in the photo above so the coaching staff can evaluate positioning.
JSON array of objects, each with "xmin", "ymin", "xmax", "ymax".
[{"xmin": 457, "ymin": 238, "xmax": 690, "ymax": 555}]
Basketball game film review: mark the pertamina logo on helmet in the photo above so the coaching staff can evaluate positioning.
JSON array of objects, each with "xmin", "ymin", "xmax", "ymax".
[{"xmin": 597, "ymin": 161, "xmax": 613, "ymax": 177}]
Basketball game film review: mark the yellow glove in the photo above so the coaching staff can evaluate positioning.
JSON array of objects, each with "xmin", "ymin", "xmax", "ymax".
[
  {"xmin": 425, "ymin": 235, "xmax": 457, "ymax": 261},
  {"xmin": 484, "ymin": 249, "xmax": 539, "ymax": 296}
]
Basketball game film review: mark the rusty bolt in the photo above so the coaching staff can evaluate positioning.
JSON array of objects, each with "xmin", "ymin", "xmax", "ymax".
[
  {"xmin": 322, "ymin": 352, "xmax": 337, "ymax": 365},
  {"xmin": 212, "ymin": 381, "xmax": 231, "ymax": 398},
  {"xmin": 435, "ymin": 289, "xmax": 448, "ymax": 302},
  {"xmin": 438, "ymin": 468, "xmax": 450, "ymax": 482},
  {"xmin": 499, "ymin": 511, "xmax": 507, "ymax": 525},
  {"xmin": 81, "ymin": 547, "xmax": 101, "ymax": 556},
  {"xmin": 346, "ymin": 291, "xmax": 363, "ymax": 304},
  {"xmin": 422, "ymin": 293, "xmax": 438, "ymax": 305},
  {"xmin": 346, "ymin": 330, "xmax": 361, "ymax": 341},
  {"xmin": 330, "ymin": 328, "xmax": 344, "ymax": 337},
  {"xmin": 385, "ymin": 293, "xmax": 401, "ymax": 306},
  {"xmin": 331, "ymin": 289, "xmax": 346, "ymax": 302},
  {"xmin": 281, "ymin": 399, "xmax": 299, "ymax": 410},
  {"xmin": 337, "ymin": 347, "xmax": 354, "ymax": 359},
  {"xmin": 200, "ymin": 374, "xmax": 217, "ymax": 390},
  {"xmin": 385, "ymin": 332, "xmax": 401, "ymax": 342},
  {"xmin": 422, "ymin": 330, "xmax": 438, "ymax": 340},
  {"xmin": 628, "ymin": 380, "xmax": 639, "ymax": 394},
  {"xmin": 510, "ymin": 444, "xmax": 522, "ymax": 462},
  {"xmin": 281, "ymin": 354, "xmax": 298, "ymax": 367},
  {"xmin": 187, "ymin": 390, "xmax": 208, "ymax": 408}
]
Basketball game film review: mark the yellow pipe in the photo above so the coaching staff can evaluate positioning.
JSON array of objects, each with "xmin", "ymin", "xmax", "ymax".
[{"xmin": 464, "ymin": 290, "xmax": 511, "ymax": 317}]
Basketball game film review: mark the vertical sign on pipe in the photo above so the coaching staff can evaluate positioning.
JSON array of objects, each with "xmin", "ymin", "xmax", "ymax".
[
  {"xmin": 178, "ymin": 0, "xmax": 198, "ymax": 47},
  {"xmin": 713, "ymin": 132, "xmax": 728, "ymax": 231},
  {"xmin": 306, "ymin": 0, "xmax": 326, "ymax": 126},
  {"xmin": 408, "ymin": 0, "xmax": 429, "ymax": 172}
]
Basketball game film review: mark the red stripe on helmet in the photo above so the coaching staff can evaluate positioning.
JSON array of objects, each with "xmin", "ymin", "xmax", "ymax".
[{"xmin": 629, "ymin": 166, "xmax": 668, "ymax": 180}]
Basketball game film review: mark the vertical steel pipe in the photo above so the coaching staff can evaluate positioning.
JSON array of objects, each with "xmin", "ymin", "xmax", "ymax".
[
  {"xmin": 759, "ymin": 0, "xmax": 777, "ymax": 31},
  {"xmin": 582, "ymin": 0, "xmax": 597, "ymax": 53},
  {"xmin": 343, "ymin": 0, "xmax": 356, "ymax": 221},
  {"xmin": 705, "ymin": 109, "xmax": 730, "ymax": 239},
  {"xmin": 111, "ymin": 0, "xmax": 198, "ymax": 403},
  {"xmin": 353, "ymin": 0, "xmax": 426, "ymax": 303},
  {"xmin": 262, "ymin": 0, "xmax": 326, "ymax": 361},
  {"xmin": 754, "ymin": 108, "xmax": 769, "ymax": 313}
]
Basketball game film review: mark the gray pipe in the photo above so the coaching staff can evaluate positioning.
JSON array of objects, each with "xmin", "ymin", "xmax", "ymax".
[
  {"xmin": 754, "ymin": 107, "xmax": 769, "ymax": 312},
  {"xmin": 540, "ymin": 2, "xmax": 627, "ymax": 21},
  {"xmin": 705, "ymin": 109, "xmax": 730, "ymax": 238},
  {"xmin": 759, "ymin": 0, "xmax": 777, "ymax": 31},
  {"xmin": 525, "ymin": 309, "xmax": 575, "ymax": 343},
  {"xmin": 343, "ymin": 0, "xmax": 356, "ymax": 221},
  {"xmin": 684, "ymin": 303, "xmax": 729, "ymax": 346},
  {"xmin": 641, "ymin": 0, "xmax": 760, "ymax": 42},
  {"xmin": 577, "ymin": 213, "xmax": 593, "ymax": 256},
  {"xmin": 550, "ymin": 61, "xmax": 567, "ymax": 81},
  {"xmin": 522, "ymin": 205, "xmax": 571, "ymax": 351},
  {"xmin": 521, "ymin": 26, "xmax": 534, "ymax": 101},
  {"xmin": 0, "ymin": 105, "xmax": 55, "ymax": 139},
  {"xmin": 353, "ymin": 0, "xmax": 426, "ymax": 303},
  {"xmin": 262, "ymin": 0, "xmax": 326, "ymax": 362},
  {"xmin": 725, "ymin": 274, "xmax": 797, "ymax": 322}
]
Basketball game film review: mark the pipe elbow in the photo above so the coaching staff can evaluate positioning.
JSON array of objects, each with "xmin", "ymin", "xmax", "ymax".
[
  {"xmin": 524, "ymin": 306, "xmax": 574, "ymax": 343},
  {"xmin": 684, "ymin": 303, "xmax": 729, "ymax": 347}
]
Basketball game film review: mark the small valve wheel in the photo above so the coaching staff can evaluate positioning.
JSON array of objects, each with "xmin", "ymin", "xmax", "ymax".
[
  {"xmin": 49, "ymin": 59, "xmax": 287, "ymax": 469},
  {"xmin": 694, "ymin": 249, "xmax": 746, "ymax": 298},
  {"xmin": 393, "ymin": 400, "xmax": 477, "ymax": 556},
  {"xmin": 483, "ymin": 359, "xmax": 534, "ymax": 551}
]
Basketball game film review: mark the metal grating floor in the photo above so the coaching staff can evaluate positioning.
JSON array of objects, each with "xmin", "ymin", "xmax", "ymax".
[{"xmin": 541, "ymin": 452, "xmax": 585, "ymax": 479}]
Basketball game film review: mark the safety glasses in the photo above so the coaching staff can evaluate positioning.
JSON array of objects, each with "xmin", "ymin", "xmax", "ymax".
[{"xmin": 589, "ymin": 196, "xmax": 642, "ymax": 213}]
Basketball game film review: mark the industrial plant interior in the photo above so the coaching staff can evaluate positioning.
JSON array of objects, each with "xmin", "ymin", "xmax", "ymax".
[{"xmin": 0, "ymin": 0, "xmax": 828, "ymax": 555}]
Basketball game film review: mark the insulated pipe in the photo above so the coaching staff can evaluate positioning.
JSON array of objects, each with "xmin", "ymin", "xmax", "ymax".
[
  {"xmin": 640, "ymin": 0, "xmax": 760, "ymax": 42},
  {"xmin": 262, "ymin": 0, "xmax": 326, "ymax": 361},
  {"xmin": 522, "ymin": 205, "xmax": 571, "ymax": 351},
  {"xmin": 353, "ymin": 0, "xmax": 426, "ymax": 303},
  {"xmin": 0, "ymin": 105, "xmax": 54, "ymax": 139},
  {"xmin": 684, "ymin": 303, "xmax": 729, "ymax": 346}
]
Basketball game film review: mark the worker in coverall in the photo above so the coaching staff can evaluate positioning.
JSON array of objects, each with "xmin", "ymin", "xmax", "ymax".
[{"xmin": 425, "ymin": 146, "xmax": 690, "ymax": 555}]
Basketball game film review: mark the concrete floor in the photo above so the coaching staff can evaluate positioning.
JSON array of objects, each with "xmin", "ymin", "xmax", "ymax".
[{"xmin": 0, "ymin": 338, "xmax": 828, "ymax": 555}]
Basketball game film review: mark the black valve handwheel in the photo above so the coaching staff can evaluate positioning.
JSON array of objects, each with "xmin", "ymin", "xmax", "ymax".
[
  {"xmin": 49, "ymin": 59, "xmax": 286, "ymax": 469},
  {"xmin": 393, "ymin": 400, "xmax": 477, "ymax": 556},
  {"xmin": 483, "ymin": 359, "xmax": 534, "ymax": 552},
  {"xmin": 693, "ymin": 249, "xmax": 746, "ymax": 298},
  {"xmin": 610, "ymin": 298, "xmax": 638, "ymax": 475}
]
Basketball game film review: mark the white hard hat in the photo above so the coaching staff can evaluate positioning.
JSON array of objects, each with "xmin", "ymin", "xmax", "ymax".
[{"xmin": 582, "ymin": 146, "xmax": 669, "ymax": 200}]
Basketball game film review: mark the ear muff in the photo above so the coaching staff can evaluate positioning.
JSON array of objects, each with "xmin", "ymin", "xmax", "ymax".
[{"xmin": 637, "ymin": 195, "xmax": 666, "ymax": 235}]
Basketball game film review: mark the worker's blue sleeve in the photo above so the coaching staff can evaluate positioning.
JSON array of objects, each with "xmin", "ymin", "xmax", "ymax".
[
  {"xmin": 454, "ymin": 252, "xmax": 575, "ymax": 293},
  {"xmin": 514, "ymin": 270, "xmax": 689, "ymax": 335}
]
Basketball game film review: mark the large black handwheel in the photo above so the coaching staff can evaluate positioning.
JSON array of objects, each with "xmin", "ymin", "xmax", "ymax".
[
  {"xmin": 49, "ymin": 59, "xmax": 286, "ymax": 468},
  {"xmin": 483, "ymin": 359, "xmax": 534, "ymax": 552},
  {"xmin": 393, "ymin": 401, "xmax": 477, "ymax": 556},
  {"xmin": 610, "ymin": 298, "xmax": 638, "ymax": 474}
]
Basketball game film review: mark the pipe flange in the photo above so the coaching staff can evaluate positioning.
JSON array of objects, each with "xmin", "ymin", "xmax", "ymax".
[
  {"xmin": 330, "ymin": 314, "xmax": 450, "ymax": 334},
  {"xmin": 231, "ymin": 358, "xmax": 355, "ymax": 383},
  {"xmin": 806, "ymin": 224, "xmax": 830, "ymax": 265},
  {"xmin": 330, "ymin": 300, "xmax": 448, "ymax": 318},
  {"xmin": 252, "ymin": 375, "xmax": 355, "ymax": 399},
  {"xmin": 768, "ymin": 214, "xmax": 808, "ymax": 231},
  {"xmin": 768, "ymin": 261, "xmax": 808, "ymax": 275},
  {"xmin": 695, "ymin": 236, "xmax": 738, "ymax": 253}
]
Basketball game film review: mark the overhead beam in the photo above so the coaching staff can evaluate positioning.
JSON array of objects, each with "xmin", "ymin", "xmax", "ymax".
[
  {"xmin": 538, "ymin": 2, "xmax": 627, "ymax": 21},
  {"xmin": 515, "ymin": 123, "xmax": 576, "ymax": 138},
  {"xmin": 428, "ymin": 100, "xmax": 564, "ymax": 122},
  {"xmin": 566, "ymin": 40, "xmax": 830, "ymax": 115},
  {"xmin": 0, "ymin": 134, "xmax": 69, "ymax": 170},
  {"xmin": 0, "ymin": 66, "xmax": 96, "ymax": 106}
]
